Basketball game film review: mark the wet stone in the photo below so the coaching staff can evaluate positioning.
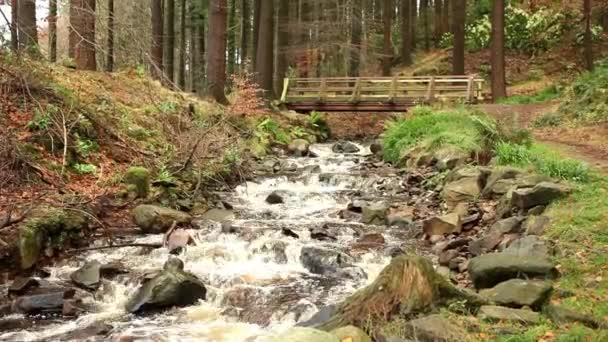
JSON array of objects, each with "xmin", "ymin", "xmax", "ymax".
[{"xmin": 8, "ymin": 277, "xmax": 40, "ymax": 296}]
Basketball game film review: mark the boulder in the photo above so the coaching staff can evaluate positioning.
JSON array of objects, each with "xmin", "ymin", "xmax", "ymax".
[
  {"xmin": 200, "ymin": 208, "xmax": 235, "ymax": 223},
  {"xmin": 331, "ymin": 325, "xmax": 372, "ymax": 342},
  {"xmin": 387, "ymin": 206, "xmax": 415, "ymax": 228},
  {"xmin": 300, "ymin": 246, "xmax": 365, "ymax": 279},
  {"xmin": 297, "ymin": 305, "xmax": 337, "ymax": 327},
  {"xmin": 442, "ymin": 177, "xmax": 482, "ymax": 209},
  {"xmin": 288, "ymin": 139, "xmax": 310, "ymax": 157},
  {"xmin": 469, "ymin": 217, "xmax": 524, "ymax": 256},
  {"xmin": 545, "ymin": 304, "xmax": 602, "ymax": 329},
  {"xmin": 167, "ymin": 229, "xmax": 195, "ymax": 253},
  {"xmin": 8, "ymin": 277, "xmax": 40, "ymax": 296},
  {"xmin": 489, "ymin": 217, "xmax": 524, "ymax": 235},
  {"xmin": 523, "ymin": 215, "xmax": 551, "ymax": 236},
  {"xmin": 423, "ymin": 213, "xmax": 462, "ymax": 236},
  {"xmin": 482, "ymin": 167, "xmax": 523, "ymax": 198},
  {"xmin": 124, "ymin": 166, "xmax": 150, "ymax": 198},
  {"xmin": 480, "ymin": 279, "xmax": 553, "ymax": 309},
  {"xmin": 125, "ymin": 257, "xmax": 206, "ymax": 313},
  {"xmin": 438, "ymin": 249, "xmax": 459, "ymax": 266},
  {"xmin": 12, "ymin": 289, "xmax": 75, "ymax": 314},
  {"xmin": 434, "ymin": 148, "xmax": 468, "ymax": 171},
  {"xmin": 370, "ymin": 141, "xmax": 383, "ymax": 155},
  {"xmin": 361, "ymin": 202, "xmax": 389, "ymax": 225},
  {"xmin": 504, "ymin": 236, "xmax": 552, "ymax": 259},
  {"xmin": 511, "ymin": 182, "xmax": 571, "ymax": 210},
  {"xmin": 478, "ymin": 305, "xmax": 540, "ymax": 324},
  {"xmin": 132, "ymin": 205, "xmax": 192, "ymax": 234},
  {"xmin": 468, "ymin": 253, "xmax": 558, "ymax": 289},
  {"xmin": 19, "ymin": 207, "xmax": 89, "ymax": 269},
  {"xmin": 402, "ymin": 146, "xmax": 435, "ymax": 168},
  {"xmin": 403, "ymin": 315, "xmax": 467, "ymax": 342},
  {"xmin": 265, "ymin": 327, "xmax": 339, "ymax": 342},
  {"xmin": 71, "ymin": 260, "xmax": 102, "ymax": 289},
  {"xmin": 266, "ymin": 191, "xmax": 285, "ymax": 204},
  {"xmin": 332, "ymin": 141, "xmax": 360, "ymax": 154},
  {"xmin": 351, "ymin": 233, "xmax": 386, "ymax": 252}
]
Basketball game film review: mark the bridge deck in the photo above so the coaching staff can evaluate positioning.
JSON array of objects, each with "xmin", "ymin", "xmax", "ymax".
[{"xmin": 281, "ymin": 76, "xmax": 484, "ymax": 112}]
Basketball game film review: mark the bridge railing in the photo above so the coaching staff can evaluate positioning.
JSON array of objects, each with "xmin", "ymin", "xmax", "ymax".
[{"xmin": 280, "ymin": 75, "xmax": 484, "ymax": 111}]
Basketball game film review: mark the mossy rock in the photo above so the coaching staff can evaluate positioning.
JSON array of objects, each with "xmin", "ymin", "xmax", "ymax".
[
  {"xmin": 124, "ymin": 166, "xmax": 150, "ymax": 199},
  {"xmin": 19, "ymin": 207, "xmax": 89, "ymax": 269}
]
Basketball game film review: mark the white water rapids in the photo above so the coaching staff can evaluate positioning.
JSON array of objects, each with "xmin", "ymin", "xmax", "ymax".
[{"xmin": 1, "ymin": 143, "xmax": 416, "ymax": 342}]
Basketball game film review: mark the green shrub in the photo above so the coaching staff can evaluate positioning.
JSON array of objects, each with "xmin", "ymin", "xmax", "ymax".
[
  {"xmin": 495, "ymin": 142, "xmax": 590, "ymax": 182},
  {"xmin": 257, "ymin": 117, "xmax": 290, "ymax": 144},
  {"xmin": 73, "ymin": 163, "xmax": 98, "ymax": 174},
  {"xmin": 382, "ymin": 107, "xmax": 496, "ymax": 163},
  {"xmin": 533, "ymin": 113, "xmax": 563, "ymax": 127}
]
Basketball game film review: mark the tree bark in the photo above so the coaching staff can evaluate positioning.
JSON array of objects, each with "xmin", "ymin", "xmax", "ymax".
[
  {"xmin": 106, "ymin": 0, "xmax": 115, "ymax": 71},
  {"xmin": 421, "ymin": 0, "xmax": 430, "ymax": 50},
  {"xmin": 69, "ymin": 0, "xmax": 76, "ymax": 58},
  {"xmin": 18, "ymin": 0, "xmax": 38, "ymax": 51},
  {"xmin": 73, "ymin": 0, "xmax": 97, "ymax": 70},
  {"xmin": 49, "ymin": 0, "xmax": 58, "ymax": 62},
  {"xmin": 227, "ymin": 0, "xmax": 237, "ymax": 78},
  {"xmin": 442, "ymin": 0, "xmax": 450, "ymax": 38},
  {"xmin": 452, "ymin": 0, "xmax": 465, "ymax": 75},
  {"xmin": 240, "ymin": 0, "xmax": 251, "ymax": 65},
  {"xmin": 410, "ymin": 0, "xmax": 417, "ymax": 48},
  {"xmin": 178, "ymin": 0, "xmax": 186, "ymax": 88},
  {"xmin": 10, "ymin": 0, "xmax": 18, "ymax": 51},
  {"xmin": 254, "ymin": 0, "xmax": 274, "ymax": 97},
  {"xmin": 207, "ymin": 0, "xmax": 229, "ymax": 104},
  {"xmin": 349, "ymin": 0, "xmax": 362, "ymax": 77},
  {"xmin": 151, "ymin": 0, "xmax": 164, "ymax": 79},
  {"xmin": 400, "ymin": 0, "xmax": 412, "ymax": 65},
  {"xmin": 434, "ymin": 0, "xmax": 443, "ymax": 47},
  {"xmin": 300, "ymin": 0, "xmax": 312, "ymax": 77},
  {"xmin": 252, "ymin": 0, "xmax": 261, "ymax": 67},
  {"xmin": 491, "ymin": 0, "xmax": 506, "ymax": 101},
  {"xmin": 382, "ymin": 0, "xmax": 393, "ymax": 76},
  {"xmin": 275, "ymin": 0, "xmax": 289, "ymax": 95},
  {"xmin": 197, "ymin": 0, "xmax": 206, "ymax": 94},
  {"xmin": 583, "ymin": 0, "xmax": 594, "ymax": 71},
  {"xmin": 165, "ymin": 0, "xmax": 176, "ymax": 84}
]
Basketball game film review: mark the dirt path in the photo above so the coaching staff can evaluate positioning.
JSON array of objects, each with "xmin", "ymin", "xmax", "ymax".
[{"xmin": 479, "ymin": 102, "xmax": 608, "ymax": 174}]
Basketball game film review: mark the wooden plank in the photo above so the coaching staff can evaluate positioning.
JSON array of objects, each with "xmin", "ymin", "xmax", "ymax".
[{"xmin": 280, "ymin": 78, "xmax": 290, "ymax": 103}]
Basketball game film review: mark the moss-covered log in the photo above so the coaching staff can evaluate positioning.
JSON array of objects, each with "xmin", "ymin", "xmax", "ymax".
[{"xmin": 317, "ymin": 255, "xmax": 486, "ymax": 331}]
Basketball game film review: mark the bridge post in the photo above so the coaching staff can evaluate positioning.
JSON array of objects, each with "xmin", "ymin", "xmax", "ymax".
[
  {"xmin": 425, "ymin": 76, "xmax": 436, "ymax": 103},
  {"xmin": 349, "ymin": 78, "xmax": 361, "ymax": 104},
  {"xmin": 388, "ymin": 76, "xmax": 398, "ymax": 104},
  {"xmin": 466, "ymin": 76, "xmax": 475, "ymax": 103},
  {"xmin": 280, "ymin": 78, "xmax": 290, "ymax": 103},
  {"xmin": 318, "ymin": 78, "xmax": 327, "ymax": 103}
]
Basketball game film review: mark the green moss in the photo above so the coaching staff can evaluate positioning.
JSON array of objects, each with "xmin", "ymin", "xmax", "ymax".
[
  {"xmin": 19, "ymin": 207, "xmax": 88, "ymax": 269},
  {"xmin": 125, "ymin": 166, "xmax": 151, "ymax": 198}
]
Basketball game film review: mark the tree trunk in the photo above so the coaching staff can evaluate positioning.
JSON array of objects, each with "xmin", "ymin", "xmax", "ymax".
[
  {"xmin": 18, "ymin": 0, "xmax": 38, "ymax": 51},
  {"xmin": 241, "ymin": 0, "xmax": 251, "ymax": 66},
  {"xmin": 197, "ymin": 0, "xmax": 206, "ymax": 94},
  {"xmin": 178, "ymin": 0, "xmax": 186, "ymax": 88},
  {"xmin": 151, "ymin": 0, "xmax": 164, "ymax": 79},
  {"xmin": 275, "ymin": 0, "xmax": 289, "ymax": 95},
  {"xmin": 10, "ymin": 0, "xmax": 18, "ymax": 51},
  {"xmin": 189, "ymin": 0, "xmax": 197, "ymax": 91},
  {"xmin": 442, "ymin": 0, "xmax": 450, "ymax": 38},
  {"xmin": 106, "ymin": 0, "xmax": 115, "ymax": 71},
  {"xmin": 410, "ymin": 0, "xmax": 417, "ymax": 48},
  {"xmin": 400, "ymin": 0, "xmax": 412, "ymax": 65},
  {"xmin": 69, "ymin": 1, "xmax": 76, "ymax": 58},
  {"xmin": 421, "ymin": 0, "xmax": 430, "ymax": 50},
  {"xmin": 73, "ymin": 0, "xmax": 97, "ymax": 70},
  {"xmin": 452, "ymin": 0, "xmax": 465, "ymax": 75},
  {"xmin": 165, "ymin": 0, "xmax": 176, "ymax": 84},
  {"xmin": 227, "ymin": 0, "xmax": 237, "ymax": 78},
  {"xmin": 382, "ymin": 0, "xmax": 393, "ymax": 76},
  {"xmin": 252, "ymin": 0, "xmax": 261, "ymax": 67},
  {"xmin": 434, "ymin": 0, "xmax": 443, "ymax": 47},
  {"xmin": 254, "ymin": 0, "xmax": 274, "ymax": 97},
  {"xmin": 207, "ymin": 0, "xmax": 229, "ymax": 104},
  {"xmin": 583, "ymin": 0, "xmax": 594, "ymax": 71},
  {"xmin": 491, "ymin": 0, "xmax": 506, "ymax": 101},
  {"xmin": 349, "ymin": 0, "xmax": 362, "ymax": 77},
  {"xmin": 49, "ymin": 0, "xmax": 58, "ymax": 62}
]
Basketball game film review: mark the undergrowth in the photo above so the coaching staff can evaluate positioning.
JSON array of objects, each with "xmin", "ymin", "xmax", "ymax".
[
  {"xmin": 495, "ymin": 142, "xmax": 590, "ymax": 182},
  {"xmin": 498, "ymin": 85, "xmax": 560, "ymax": 105},
  {"xmin": 382, "ymin": 106, "xmax": 499, "ymax": 163},
  {"xmin": 558, "ymin": 59, "xmax": 608, "ymax": 123}
]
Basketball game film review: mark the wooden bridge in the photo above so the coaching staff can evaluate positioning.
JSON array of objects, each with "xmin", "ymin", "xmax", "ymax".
[{"xmin": 280, "ymin": 75, "xmax": 484, "ymax": 112}]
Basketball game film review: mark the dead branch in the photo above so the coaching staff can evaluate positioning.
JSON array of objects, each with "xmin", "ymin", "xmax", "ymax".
[{"xmin": 162, "ymin": 221, "xmax": 178, "ymax": 247}]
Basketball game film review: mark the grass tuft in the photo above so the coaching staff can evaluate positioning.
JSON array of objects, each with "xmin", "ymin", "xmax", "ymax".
[{"xmin": 498, "ymin": 85, "xmax": 561, "ymax": 105}]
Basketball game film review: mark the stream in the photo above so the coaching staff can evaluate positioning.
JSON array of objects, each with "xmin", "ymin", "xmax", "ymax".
[{"xmin": 1, "ymin": 142, "xmax": 430, "ymax": 341}]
